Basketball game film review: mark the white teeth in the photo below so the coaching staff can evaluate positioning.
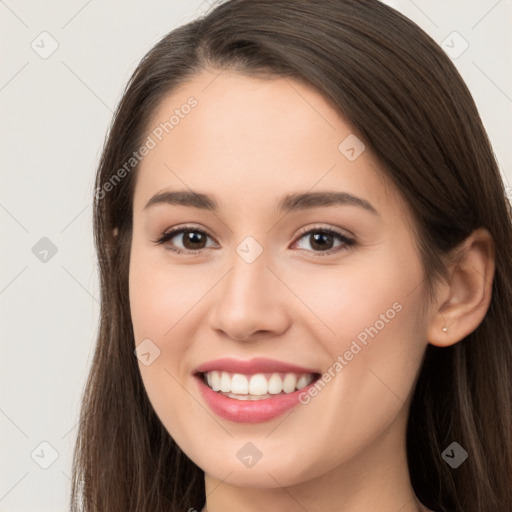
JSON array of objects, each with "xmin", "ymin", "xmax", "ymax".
[
  {"xmin": 268, "ymin": 373, "xmax": 283, "ymax": 394},
  {"xmin": 282, "ymin": 373, "xmax": 297, "ymax": 393},
  {"xmin": 231, "ymin": 374, "xmax": 249, "ymax": 394},
  {"xmin": 224, "ymin": 392, "xmax": 272, "ymax": 401},
  {"xmin": 203, "ymin": 371, "xmax": 316, "ymax": 396},
  {"xmin": 296, "ymin": 374, "xmax": 311, "ymax": 390},
  {"xmin": 249, "ymin": 374, "xmax": 268, "ymax": 395},
  {"xmin": 220, "ymin": 372, "xmax": 231, "ymax": 392},
  {"xmin": 210, "ymin": 370, "xmax": 221, "ymax": 391}
]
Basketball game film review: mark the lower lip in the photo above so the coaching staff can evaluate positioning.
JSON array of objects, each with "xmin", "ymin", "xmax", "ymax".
[{"xmin": 194, "ymin": 374, "xmax": 318, "ymax": 423}]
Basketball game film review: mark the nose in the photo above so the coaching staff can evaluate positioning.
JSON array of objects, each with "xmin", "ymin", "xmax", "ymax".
[{"xmin": 207, "ymin": 243, "xmax": 292, "ymax": 341}]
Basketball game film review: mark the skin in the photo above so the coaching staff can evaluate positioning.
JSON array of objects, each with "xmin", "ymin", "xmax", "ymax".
[{"xmin": 128, "ymin": 69, "xmax": 494, "ymax": 512}]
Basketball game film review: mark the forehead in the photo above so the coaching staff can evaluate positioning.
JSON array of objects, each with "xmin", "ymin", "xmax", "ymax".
[{"xmin": 133, "ymin": 69, "xmax": 406, "ymax": 219}]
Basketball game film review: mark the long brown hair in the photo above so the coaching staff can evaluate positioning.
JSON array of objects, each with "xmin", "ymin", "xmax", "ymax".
[{"xmin": 70, "ymin": 1, "xmax": 512, "ymax": 510}]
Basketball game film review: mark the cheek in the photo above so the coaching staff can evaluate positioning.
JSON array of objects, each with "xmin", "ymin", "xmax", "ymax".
[
  {"xmin": 288, "ymin": 243, "xmax": 425, "ymax": 351},
  {"xmin": 288, "ymin": 243, "xmax": 427, "ymax": 409},
  {"xmin": 128, "ymin": 246, "xmax": 204, "ymax": 439},
  {"xmin": 129, "ymin": 246, "xmax": 206, "ymax": 343}
]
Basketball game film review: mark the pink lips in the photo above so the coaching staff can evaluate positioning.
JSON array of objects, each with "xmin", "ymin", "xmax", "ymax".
[
  {"xmin": 195, "ymin": 357, "xmax": 319, "ymax": 375},
  {"xmin": 194, "ymin": 357, "xmax": 321, "ymax": 423}
]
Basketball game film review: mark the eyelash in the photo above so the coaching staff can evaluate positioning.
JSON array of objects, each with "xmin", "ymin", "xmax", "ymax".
[{"xmin": 152, "ymin": 223, "xmax": 356, "ymax": 257}]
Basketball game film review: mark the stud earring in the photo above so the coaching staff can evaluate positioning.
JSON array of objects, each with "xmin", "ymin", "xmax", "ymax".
[{"xmin": 442, "ymin": 326, "xmax": 448, "ymax": 332}]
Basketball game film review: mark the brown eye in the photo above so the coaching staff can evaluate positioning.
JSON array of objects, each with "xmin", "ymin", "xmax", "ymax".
[
  {"xmin": 308, "ymin": 232, "xmax": 335, "ymax": 251},
  {"xmin": 153, "ymin": 226, "xmax": 218, "ymax": 254},
  {"xmin": 180, "ymin": 230, "xmax": 208, "ymax": 250},
  {"xmin": 293, "ymin": 227, "xmax": 355, "ymax": 255}
]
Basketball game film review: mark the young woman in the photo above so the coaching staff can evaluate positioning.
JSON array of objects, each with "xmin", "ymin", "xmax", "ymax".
[{"xmin": 70, "ymin": 1, "xmax": 512, "ymax": 511}]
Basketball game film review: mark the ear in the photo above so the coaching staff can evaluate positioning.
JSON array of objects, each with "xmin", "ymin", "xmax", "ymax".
[{"xmin": 427, "ymin": 228, "xmax": 495, "ymax": 347}]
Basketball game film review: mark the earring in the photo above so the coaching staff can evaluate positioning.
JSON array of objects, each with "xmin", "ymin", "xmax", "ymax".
[{"xmin": 442, "ymin": 326, "xmax": 448, "ymax": 332}]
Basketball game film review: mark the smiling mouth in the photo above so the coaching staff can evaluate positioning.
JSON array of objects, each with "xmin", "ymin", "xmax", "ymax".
[{"xmin": 197, "ymin": 370, "xmax": 322, "ymax": 400}]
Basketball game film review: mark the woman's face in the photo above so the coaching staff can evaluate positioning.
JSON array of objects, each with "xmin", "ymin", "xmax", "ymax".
[{"xmin": 129, "ymin": 70, "xmax": 431, "ymax": 487}]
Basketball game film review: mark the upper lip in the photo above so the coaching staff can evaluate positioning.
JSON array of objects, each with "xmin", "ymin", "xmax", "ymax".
[{"xmin": 195, "ymin": 357, "xmax": 320, "ymax": 375}]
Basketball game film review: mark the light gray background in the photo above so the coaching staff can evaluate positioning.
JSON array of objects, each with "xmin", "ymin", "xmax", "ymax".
[{"xmin": 1, "ymin": 0, "xmax": 511, "ymax": 510}]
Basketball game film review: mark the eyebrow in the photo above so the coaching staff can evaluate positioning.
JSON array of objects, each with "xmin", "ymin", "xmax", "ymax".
[{"xmin": 143, "ymin": 189, "xmax": 380, "ymax": 216}]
